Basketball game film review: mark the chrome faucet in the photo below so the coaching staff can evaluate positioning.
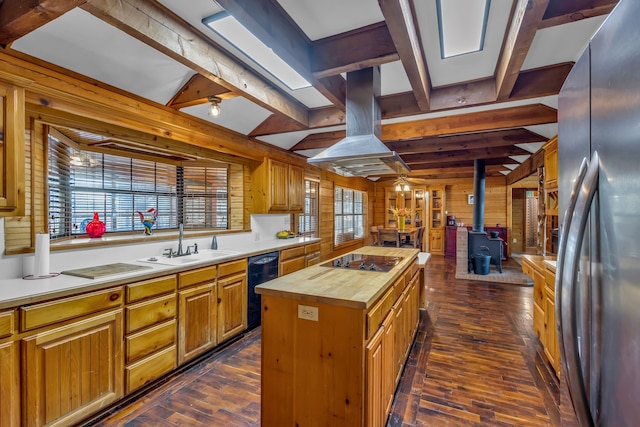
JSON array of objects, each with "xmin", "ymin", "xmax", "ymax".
[{"xmin": 176, "ymin": 223, "xmax": 185, "ymax": 256}]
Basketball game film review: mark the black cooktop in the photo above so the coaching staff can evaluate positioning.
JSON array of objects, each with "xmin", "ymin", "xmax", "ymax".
[{"xmin": 320, "ymin": 253, "xmax": 404, "ymax": 272}]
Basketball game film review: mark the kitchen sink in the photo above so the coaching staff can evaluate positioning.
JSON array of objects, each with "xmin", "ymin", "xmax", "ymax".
[{"xmin": 137, "ymin": 249, "xmax": 240, "ymax": 266}]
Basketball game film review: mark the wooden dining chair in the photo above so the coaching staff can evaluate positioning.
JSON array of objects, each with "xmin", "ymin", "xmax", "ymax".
[
  {"xmin": 378, "ymin": 228, "xmax": 400, "ymax": 247},
  {"xmin": 402, "ymin": 226, "xmax": 425, "ymax": 249},
  {"xmin": 370, "ymin": 225, "xmax": 380, "ymax": 246}
]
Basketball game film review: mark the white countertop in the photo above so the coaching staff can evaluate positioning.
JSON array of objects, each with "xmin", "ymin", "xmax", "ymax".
[{"xmin": 0, "ymin": 237, "xmax": 320, "ymax": 309}]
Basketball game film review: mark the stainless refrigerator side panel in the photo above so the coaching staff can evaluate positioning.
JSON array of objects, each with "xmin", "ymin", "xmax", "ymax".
[
  {"xmin": 590, "ymin": 0, "xmax": 640, "ymax": 424},
  {"xmin": 558, "ymin": 45, "xmax": 592, "ymax": 427}
]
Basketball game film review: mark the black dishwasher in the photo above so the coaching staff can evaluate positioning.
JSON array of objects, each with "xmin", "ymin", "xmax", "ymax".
[{"xmin": 247, "ymin": 251, "xmax": 279, "ymax": 329}]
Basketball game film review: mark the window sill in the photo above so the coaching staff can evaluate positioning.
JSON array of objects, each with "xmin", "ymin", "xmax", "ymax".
[{"xmin": 6, "ymin": 228, "xmax": 251, "ymax": 255}]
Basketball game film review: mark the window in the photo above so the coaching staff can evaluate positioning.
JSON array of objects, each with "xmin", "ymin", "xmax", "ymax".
[
  {"xmin": 298, "ymin": 179, "xmax": 319, "ymax": 238},
  {"xmin": 48, "ymin": 135, "xmax": 228, "ymax": 239},
  {"xmin": 334, "ymin": 187, "xmax": 365, "ymax": 246}
]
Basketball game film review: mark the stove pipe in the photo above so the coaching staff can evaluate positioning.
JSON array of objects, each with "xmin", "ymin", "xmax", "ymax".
[{"xmin": 472, "ymin": 159, "xmax": 485, "ymax": 232}]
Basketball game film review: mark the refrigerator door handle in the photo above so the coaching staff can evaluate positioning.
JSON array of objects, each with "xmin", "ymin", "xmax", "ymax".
[{"xmin": 559, "ymin": 151, "xmax": 599, "ymax": 427}]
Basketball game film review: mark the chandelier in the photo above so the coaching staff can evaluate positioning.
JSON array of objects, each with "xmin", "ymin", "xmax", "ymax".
[{"xmin": 394, "ymin": 175, "xmax": 410, "ymax": 192}]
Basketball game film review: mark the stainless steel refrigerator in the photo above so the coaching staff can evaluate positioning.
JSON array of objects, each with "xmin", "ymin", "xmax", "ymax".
[{"xmin": 557, "ymin": 0, "xmax": 640, "ymax": 425}]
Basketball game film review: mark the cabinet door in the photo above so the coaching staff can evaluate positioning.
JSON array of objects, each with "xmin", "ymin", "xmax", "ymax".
[
  {"xmin": 288, "ymin": 164, "xmax": 304, "ymax": 212},
  {"xmin": 544, "ymin": 289, "xmax": 555, "ymax": 368},
  {"xmin": 217, "ymin": 273, "xmax": 247, "ymax": 343},
  {"xmin": 429, "ymin": 229, "xmax": 444, "ymax": 254},
  {"xmin": 365, "ymin": 327, "xmax": 384, "ymax": 427},
  {"xmin": 381, "ymin": 311, "xmax": 395, "ymax": 416},
  {"xmin": 269, "ymin": 159, "xmax": 289, "ymax": 211},
  {"xmin": 0, "ymin": 341, "xmax": 19, "ymax": 427},
  {"xmin": 0, "ymin": 83, "xmax": 25, "ymax": 216},
  {"xmin": 544, "ymin": 288, "xmax": 560, "ymax": 375},
  {"xmin": 22, "ymin": 310, "xmax": 123, "ymax": 427},
  {"xmin": 178, "ymin": 283, "xmax": 216, "ymax": 364}
]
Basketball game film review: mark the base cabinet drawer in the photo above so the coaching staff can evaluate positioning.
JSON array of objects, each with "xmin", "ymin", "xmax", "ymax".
[
  {"xmin": 125, "ymin": 294, "xmax": 177, "ymax": 334},
  {"xmin": 280, "ymin": 256, "xmax": 305, "ymax": 276},
  {"xmin": 125, "ymin": 319, "xmax": 177, "ymax": 364},
  {"xmin": 125, "ymin": 345, "xmax": 176, "ymax": 394}
]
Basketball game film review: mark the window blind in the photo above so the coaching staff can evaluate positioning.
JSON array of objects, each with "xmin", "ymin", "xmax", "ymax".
[
  {"xmin": 299, "ymin": 179, "xmax": 319, "ymax": 237},
  {"xmin": 48, "ymin": 135, "xmax": 228, "ymax": 239}
]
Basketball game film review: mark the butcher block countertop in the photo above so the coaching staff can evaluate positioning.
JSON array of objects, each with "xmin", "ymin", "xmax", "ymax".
[
  {"xmin": 521, "ymin": 254, "xmax": 556, "ymax": 272},
  {"xmin": 256, "ymin": 246, "xmax": 419, "ymax": 310}
]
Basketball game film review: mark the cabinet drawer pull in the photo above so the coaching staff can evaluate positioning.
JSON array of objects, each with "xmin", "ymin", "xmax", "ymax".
[{"xmin": 110, "ymin": 293, "xmax": 120, "ymax": 302}]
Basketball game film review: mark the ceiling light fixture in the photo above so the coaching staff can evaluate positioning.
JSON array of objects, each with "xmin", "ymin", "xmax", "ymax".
[
  {"xmin": 207, "ymin": 96, "xmax": 222, "ymax": 118},
  {"xmin": 394, "ymin": 175, "xmax": 411, "ymax": 192}
]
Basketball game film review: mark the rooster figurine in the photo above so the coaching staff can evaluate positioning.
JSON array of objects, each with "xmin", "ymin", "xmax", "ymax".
[{"xmin": 136, "ymin": 208, "xmax": 158, "ymax": 235}]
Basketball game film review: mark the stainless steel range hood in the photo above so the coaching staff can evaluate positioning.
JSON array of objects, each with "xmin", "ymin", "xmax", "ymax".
[{"xmin": 307, "ymin": 67, "xmax": 410, "ymax": 177}]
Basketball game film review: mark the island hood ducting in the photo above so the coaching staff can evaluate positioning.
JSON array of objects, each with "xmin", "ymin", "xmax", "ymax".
[{"xmin": 307, "ymin": 67, "xmax": 410, "ymax": 177}]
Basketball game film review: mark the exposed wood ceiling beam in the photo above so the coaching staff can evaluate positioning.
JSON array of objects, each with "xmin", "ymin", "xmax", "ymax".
[
  {"xmin": 288, "ymin": 105, "xmax": 555, "ymax": 151},
  {"xmin": 403, "ymin": 157, "xmax": 520, "ymax": 173},
  {"xmin": 409, "ymin": 165, "xmax": 508, "ymax": 176},
  {"xmin": 506, "ymin": 147, "xmax": 545, "ymax": 184},
  {"xmin": 495, "ymin": 0, "xmax": 551, "ymax": 101},
  {"xmin": 166, "ymin": 74, "xmax": 235, "ymax": 110},
  {"xmin": 291, "ymin": 127, "xmax": 544, "ymax": 152},
  {"xmin": 378, "ymin": 0, "xmax": 431, "ymax": 111},
  {"xmin": 0, "ymin": 0, "xmax": 87, "ymax": 47},
  {"xmin": 311, "ymin": 23, "xmax": 398, "ymax": 79},
  {"xmin": 381, "ymin": 104, "xmax": 556, "ymax": 140},
  {"xmin": 540, "ymin": 0, "xmax": 618, "ymax": 28},
  {"xmin": 401, "ymin": 145, "xmax": 531, "ymax": 165},
  {"xmin": 250, "ymin": 64, "xmax": 567, "ymax": 136},
  {"xmin": 215, "ymin": 0, "xmax": 347, "ymax": 111},
  {"xmin": 82, "ymin": 0, "xmax": 309, "ymax": 126},
  {"xmin": 384, "ymin": 128, "xmax": 546, "ymax": 154}
]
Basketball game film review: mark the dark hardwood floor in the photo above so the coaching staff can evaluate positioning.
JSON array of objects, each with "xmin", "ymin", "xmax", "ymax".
[{"xmin": 86, "ymin": 256, "xmax": 563, "ymax": 426}]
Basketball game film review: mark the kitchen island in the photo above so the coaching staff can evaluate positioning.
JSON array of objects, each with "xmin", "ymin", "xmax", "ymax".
[{"xmin": 256, "ymin": 246, "xmax": 420, "ymax": 427}]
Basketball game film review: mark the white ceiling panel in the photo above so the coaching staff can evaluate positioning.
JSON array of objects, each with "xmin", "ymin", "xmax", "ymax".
[
  {"xmin": 11, "ymin": 8, "xmax": 194, "ymax": 105},
  {"xmin": 182, "ymin": 96, "xmax": 272, "ymax": 136},
  {"xmin": 522, "ymin": 15, "xmax": 607, "ymax": 70},
  {"xmin": 276, "ymin": 0, "xmax": 384, "ymax": 41},
  {"xmin": 381, "ymin": 61, "xmax": 413, "ymax": 95}
]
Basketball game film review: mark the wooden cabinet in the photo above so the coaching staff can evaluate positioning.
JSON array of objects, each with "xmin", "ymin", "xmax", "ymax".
[
  {"xmin": 217, "ymin": 259, "xmax": 248, "ymax": 343},
  {"xmin": 124, "ymin": 275, "xmax": 177, "ymax": 393},
  {"xmin": 365, "ymin": 325, "xmax": 385, "ymax": 427},
  {"xmin": 304, "ymin": 242, "xmax": 321, "ymax": 267},
  {"xmin": 280, "ymin": 245, "xmax": 306, "ymax": 276},
  {"xmin": 251, "ymin": 157, "xmax": 304, "ymax": 213},
  {"xmin": 178, "ymin": 266, "xmax": 218, "ymax": 364},
  {"xmin": 0, "ymin": 310, "xmax": 18, "ymax": 427},
  {"xmin": 521, "ymin": 256, "xmax": 559, "ymax": 377},
  {"xmin": 288, "ymin": 164, "xmax": 304, "ymax": 212},
  {"xmin": 0, "ymin": 82, "xmax": 25, "ymax": 216},
  {"xmin": 428, "ymin": 186, "xmax": 445, "ymax": 254},
  {"xmin": 22, "ymin": 309, "xmax": 124, "ymax": 427},
  {"xmin": 544, "ymin": 264, "xmax": 560, "ymax": 376},
  {"xmin": 428, "ymin": 228, "xmax": 444, "ymax": 254},
  {"xmin": 543, "ymin": 137, "xmax": 559, "ymax": 254},
  {"xmin": 384, "ymin": 186, "xmax": 426, "ymax": 229}
]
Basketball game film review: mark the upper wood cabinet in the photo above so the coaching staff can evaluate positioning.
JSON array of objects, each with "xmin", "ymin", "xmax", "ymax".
[
  {"xmin": 543, "ymin": 137, "xmax": 558, "ymax": 189},
  {"xmin": 0, "ymin": 82, "xmax": 25, "ymax": 216},
  {"xmin": 252, "ymin": 158, "xmax": 304, "ymax": 213}
]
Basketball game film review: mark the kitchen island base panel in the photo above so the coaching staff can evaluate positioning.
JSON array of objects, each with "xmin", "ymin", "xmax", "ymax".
[{"xmin": 261, "ymin": 295, "xmax": 364, "ymax": 426}]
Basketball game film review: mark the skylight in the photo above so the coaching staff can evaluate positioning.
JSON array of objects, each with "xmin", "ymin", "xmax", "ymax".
[
  {"xmin": 203, "ymin": 12, "xmax": 311, "ymax": 91},
  {"xmin": 437, "ymin": 0, "xmax": 490, "ymax": 59}
]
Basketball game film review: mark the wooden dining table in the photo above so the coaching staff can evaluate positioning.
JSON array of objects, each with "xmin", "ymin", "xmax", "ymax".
[{"xmin": 380, "ymin": 227, "xmax": 420, "ymax": 246}]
